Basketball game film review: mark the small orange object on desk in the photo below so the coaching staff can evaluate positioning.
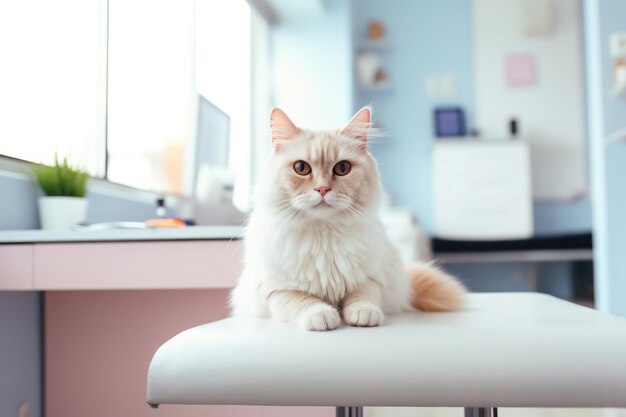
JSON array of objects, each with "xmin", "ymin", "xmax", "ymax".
[{"xmin": 145, "ymin": 218, "xmax": 187, "ymax": 228}]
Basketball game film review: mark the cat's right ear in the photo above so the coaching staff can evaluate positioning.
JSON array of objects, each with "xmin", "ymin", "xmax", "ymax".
[
  {"xmin": 342, "ymin": 106, "xmax": 371, "ymax": 145},
  {"xmin": 270, "ymin": 108, "xmax": 300, "ymax": 151}
]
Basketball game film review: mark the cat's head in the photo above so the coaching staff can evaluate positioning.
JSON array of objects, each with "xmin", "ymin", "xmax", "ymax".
[{"xmin": 257, "ymin": 107, "xmax": 382, "ymax": 221}]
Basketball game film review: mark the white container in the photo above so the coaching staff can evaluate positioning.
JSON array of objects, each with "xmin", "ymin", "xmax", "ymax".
[
  {"xmin": 38, "ymin": 196, "xmax": 88, "ymax": 230},
  {"xmin": 356, "ymin": 51, "xmax": 380, "ymax": 85}
]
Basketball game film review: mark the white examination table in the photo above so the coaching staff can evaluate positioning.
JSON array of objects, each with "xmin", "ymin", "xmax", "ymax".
[{"xmin": 146, "ymin": 293, "xmax": 626, "ymax": 416}]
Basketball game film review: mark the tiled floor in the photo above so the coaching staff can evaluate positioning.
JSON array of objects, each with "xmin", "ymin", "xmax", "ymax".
[{"xmin": 366, "ymin": 408, "xmax": 626, "ymax": 417}]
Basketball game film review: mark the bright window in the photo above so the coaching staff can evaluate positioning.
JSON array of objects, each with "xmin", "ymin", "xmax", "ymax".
[
  {"xmin": 195, "ymin": 0, "xmax": 251, "ymax": 208},
  {"xmin": 0, "ymin": 0, "xmax": 261, "ymax": 208},
  {"xmin": 106, "ymin": 0, "xmax": 195, "ymax": 194},
  {"xmin": 0, "ymin": 0, "xmax": 104, "ymax": 175}
]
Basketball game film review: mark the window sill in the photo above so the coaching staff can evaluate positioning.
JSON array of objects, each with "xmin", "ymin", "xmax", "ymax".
[{"xmin": 0, "ymin": 155, "xmax": 191, "ymax": 213}]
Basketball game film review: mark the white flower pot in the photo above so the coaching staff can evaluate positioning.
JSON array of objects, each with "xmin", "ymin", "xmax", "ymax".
[{"xmin": 38, "ymin": 196, "xmax": 88, "ymax": 230}]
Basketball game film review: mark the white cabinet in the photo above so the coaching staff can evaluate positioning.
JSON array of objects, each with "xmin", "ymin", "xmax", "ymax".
[{"xmin": 432, "ymin": 140, "xmax": 533, "ymax": 240}]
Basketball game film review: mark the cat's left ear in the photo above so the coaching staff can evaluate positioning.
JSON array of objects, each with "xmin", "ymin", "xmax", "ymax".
[
  {"xmin": 270, "ymin": 108, "xmax": 300, "ymax": 151},
  {"xmin": 342, "ymin": 106, "xmax": 371, "ymax": 144}
]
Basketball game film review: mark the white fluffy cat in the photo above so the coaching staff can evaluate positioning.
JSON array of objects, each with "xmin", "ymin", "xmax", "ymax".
[{"xmin": 230, "ymin": 107, "xmax": 466, "ymax": 331}]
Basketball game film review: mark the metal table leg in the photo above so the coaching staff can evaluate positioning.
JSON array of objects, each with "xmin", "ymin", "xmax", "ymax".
[
  {"xmin": 337, "ymin": 406, "xmax": 496, "ymax": 417},
  {"xmin": 336, "ymin": 406, "xmax": 363, "ymax": 417},
  {"xmin": 465, "ymin": 407, "xmax": 497, "ymax": 417}
]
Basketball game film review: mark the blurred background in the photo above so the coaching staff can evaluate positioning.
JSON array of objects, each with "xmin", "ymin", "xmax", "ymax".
[{"xmin": 1, "ymin": 0, "xmax": 625, "ymax": 416}]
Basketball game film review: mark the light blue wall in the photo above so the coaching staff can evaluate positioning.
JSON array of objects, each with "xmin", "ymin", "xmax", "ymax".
[
  {"xmin": 533, "ymin": 199, "xmax": 592, "ymax": 235},
  {"xmin": 350, "ymin": 1, "xmax": 592, "ymax": 296},
  {"xmin": 584, "ymin": 0, "xmax": 626, "ymax": 316},
  {"xmin": 352, "ymin": 0, "xmax": 591, "ymax": 236},
  {"xmin": 352, "ymin": 0, "xmax": 474, "ymax": 234},
  {"xmin": 0, "ymin": 292, "xmax": 42, "ymax": 417},
  {"xmin": 0, "ymin": 172, "xmax": 40, "ymax": 230},
  {"xmin": 446, "ymin": 262, "xmax": 536, "ymax": 293},
  {"xmin": 445, "ymin": 261, "xmax": 574, "ymax": 299},
  {"xmin": 271, "ymin": 0, "xmax": 353, "ymax": 128}
]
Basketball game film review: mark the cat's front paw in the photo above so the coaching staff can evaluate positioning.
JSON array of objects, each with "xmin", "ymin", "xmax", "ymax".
[
  {"xmin": 343, "ymin": 302, "xmax": 384, "ymax": 327},
  {"xmin": 300, "ymin": 304, "xmax": 341, "ymax": 331}
]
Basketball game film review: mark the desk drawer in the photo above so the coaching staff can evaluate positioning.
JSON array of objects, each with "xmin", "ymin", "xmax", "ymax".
[
  {"xmin": 34, "ymin": 240, "xmax": 242, "ymax": 290},
  {"xmin": 0, "ymin": 244, "xmax": 33, "ymax": 290},
  {"xmin": 45, "ymin": 290, "xmax": 332, "ymax": 417}
]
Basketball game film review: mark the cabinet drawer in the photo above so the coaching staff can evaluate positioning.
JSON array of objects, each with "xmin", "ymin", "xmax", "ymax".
[{"xmin": 0, "ymin": 244, "xmax": 34, "ymax": 290}]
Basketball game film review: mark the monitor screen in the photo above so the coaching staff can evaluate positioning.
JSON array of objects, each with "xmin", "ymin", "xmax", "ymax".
[
  {"xmin": 184, "ymin": 94, "xmax": 231, "ymax": 195},
  {"xmin": 195, "ymin": 94, "xmax": 230, "ymax": 168}
]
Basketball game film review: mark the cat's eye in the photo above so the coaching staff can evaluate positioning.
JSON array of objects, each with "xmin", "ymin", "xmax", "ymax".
[
  {"xmin": 293, "ymin": 160, "xmax": 312, "ymax": 176},
  {"xmin": 333, "ymin": 160, "xmax": 351, "ymax": 176}
]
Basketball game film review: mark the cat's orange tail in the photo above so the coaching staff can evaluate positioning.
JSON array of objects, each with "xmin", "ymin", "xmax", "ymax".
[{"xmin": 407, "ymin": 263, "xmax": 466, "ymax": 312}]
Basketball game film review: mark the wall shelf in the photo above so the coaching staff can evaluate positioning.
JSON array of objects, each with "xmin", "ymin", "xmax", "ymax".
[
  {"xmin": 356, "ymin": 41, "xmax": 391, "ymax": 51},
  {"xmin": 357, "ymin": 83, "xmax": 392, "ymax": 93}
]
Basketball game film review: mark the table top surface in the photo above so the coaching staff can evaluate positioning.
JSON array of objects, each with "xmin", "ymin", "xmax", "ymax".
[
  {"xmin": 0, "ymin": 225, "xmax": 243, "ymax": 243},
  {"xmin": 147, "ymin": 293, "xmax": 626, "ymax": 408}
]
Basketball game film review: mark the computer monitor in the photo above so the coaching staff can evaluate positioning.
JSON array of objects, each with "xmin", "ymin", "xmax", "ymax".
[{"xmin": 184, "ymin": 93, "xmax": 230, "ymax": 195}]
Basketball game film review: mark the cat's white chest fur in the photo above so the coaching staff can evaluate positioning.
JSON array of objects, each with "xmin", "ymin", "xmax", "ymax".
[
  {"xmin": 243, "ymin": 211, "xmax": 385, "ymax": 307},
  {"xmin": 273, "ymin": 221, "xmax": 377, "ymax": 304}
]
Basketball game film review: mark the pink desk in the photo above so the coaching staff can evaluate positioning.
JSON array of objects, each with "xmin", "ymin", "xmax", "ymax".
[{"xmin": 0, "ymin": 227, "xmax": 333, "ymax": 417}]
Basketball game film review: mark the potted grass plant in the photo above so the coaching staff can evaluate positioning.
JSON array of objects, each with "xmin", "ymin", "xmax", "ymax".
[{"xmin": 33, "ymin": 155, "xmax": 89, "ymax": 230}]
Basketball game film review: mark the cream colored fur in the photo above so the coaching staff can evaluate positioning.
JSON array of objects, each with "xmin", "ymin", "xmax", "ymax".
[{"xmin": 230, "ymin": 107, "xmax": 466, "ymax": 330}]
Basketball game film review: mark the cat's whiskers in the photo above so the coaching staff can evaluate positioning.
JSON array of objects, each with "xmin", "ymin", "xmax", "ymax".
[
  {"xmin": 272, "ymin": 196, "xmax": 298, "ymax": 211},
  {"xmin": 344, "ymin": 205, "xmax": 362, "ymax": 218},
  {"xmin": 345, "ymin": 202, "xmax": 368, "ymax": 219},
  {"xmin": 272, "ymin": 197, "xmax": 307, "ymax": 224},
  {"xmin": 274, "ymin": 200, "xmax": 294, "ymax": 212}
]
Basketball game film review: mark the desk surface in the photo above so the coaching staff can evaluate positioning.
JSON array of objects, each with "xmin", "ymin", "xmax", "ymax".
[
  {"xmin": 0, "ymin": 225, "xmax": 243, "ymax": 243},
  {"xmin": 147, "ymin": 293, "xmax": 626, "ymax": 408},
  {"xmin": 0, "ymin": 226, "xmax": 244, "ymax": 290}
]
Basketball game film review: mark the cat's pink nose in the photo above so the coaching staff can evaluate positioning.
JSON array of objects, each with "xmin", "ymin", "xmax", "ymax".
[{"xmin": 315, "ymin": 186, "xmax": 331, "ymax": 197}]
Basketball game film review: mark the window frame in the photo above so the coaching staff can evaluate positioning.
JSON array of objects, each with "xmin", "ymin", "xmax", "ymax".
[
  {"xmin": 0, "ymin": 0, "xmax": 108, "ymax": 180},
  {"xmin": 0, "ymin": 0, "xmax": 265, "ymax": 205}
]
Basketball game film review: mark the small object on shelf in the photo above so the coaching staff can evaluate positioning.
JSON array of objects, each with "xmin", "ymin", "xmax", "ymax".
[
  {"xmin": 374, "ymin": 68, "xmax": 389, "ymax": 83},
  {"xmin": 356, "ymin": 51, "xmax": 381, "ymax": 85},
  {"xmin": 613, "ymin": 57, "xmax": 626, "ymax": 96},
  {"xmin": 509, "ymin": 118, "xmax": 519, "ymax": 139},
  {"xmin": 434, "ymin": 107, "xmax": 466, "ymax": 137},
  {"xmin": 368, "ymin": 20, "xmax": 385, "ymax": 41},
  {"xmin": 156, "ymin": 197, "xmax": 166, "ymax": 217},
  {"xmin": 521, "ymin": 0, "xmax": 555, "ymax": 37},
  {"xmin": 356, "ymin": 20, "xmax": 391, "ymax": 92},
  {"xmin": 610, "ymin": 33, "xmax": 626, "ymax": 96}
]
